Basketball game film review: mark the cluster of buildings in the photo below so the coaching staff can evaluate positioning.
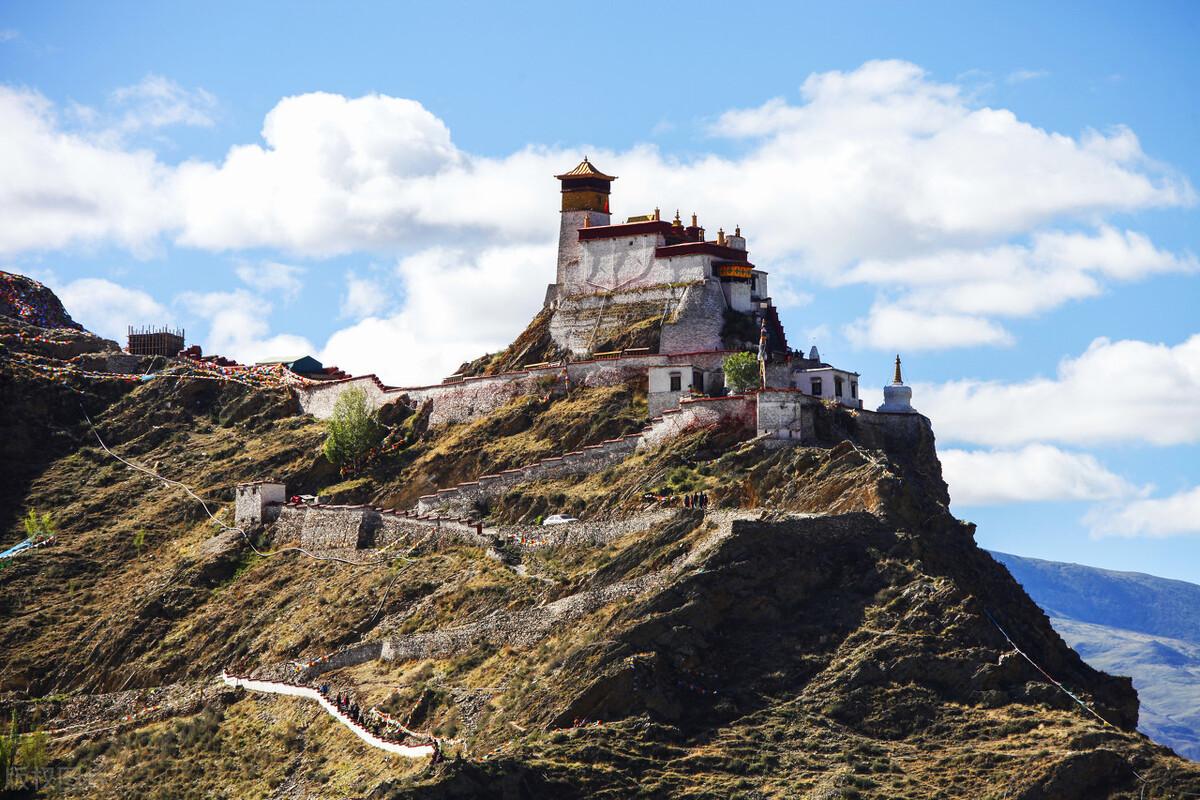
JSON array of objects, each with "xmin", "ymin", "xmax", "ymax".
[
  {"xmin": 132, "ymin": 158, "xmax": 916, "ymax": 430},
  {"xmin": 545, "ymin": 157, "xmax": 910, "ymax": 417}
]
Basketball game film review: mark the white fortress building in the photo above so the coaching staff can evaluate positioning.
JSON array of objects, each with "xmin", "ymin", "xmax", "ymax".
[{"xmin": 295, "ymin": 158, "xmax": 917, "ymax": 432}]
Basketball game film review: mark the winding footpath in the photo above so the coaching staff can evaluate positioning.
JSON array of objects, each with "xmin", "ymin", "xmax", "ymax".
[{"xmin": 221, "ymin": 673, "xmax": 435, "ymax": 759}]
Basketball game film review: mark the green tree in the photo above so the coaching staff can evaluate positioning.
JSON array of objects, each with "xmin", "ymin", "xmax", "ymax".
[
  {"xmin": 133, "ymin": 529, "xmax": 148, "ymax": 558},
  {"xmin": 322, "ymin": 387, "xmax": 383, "ymax": 475},
  {"xmin": 723, "ymin": 351, "xmax": 760, "ymax": 394},
  {"xmin": 22, "ymin": 510, "xmax": 55, "ymax": 542}
]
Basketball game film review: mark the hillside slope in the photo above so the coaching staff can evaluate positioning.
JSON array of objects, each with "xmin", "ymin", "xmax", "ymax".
[
  {"xmin": 1, "ymin": 276, "xmax": 1198, "ymax": 798},
  {"xmin": 994, "ymin": 551, "xmax": 1200, "ymax": 761}
]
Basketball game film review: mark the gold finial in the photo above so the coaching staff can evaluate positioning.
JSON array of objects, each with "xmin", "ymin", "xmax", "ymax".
[
  {"xmin": 691, "ymin": 212, "xmax": 698, "ymax": 227},
  {"xmin": 735, "ymin": 225, "xmax": 741, "ymax": 237},
  {"xmin": 654, "ymin": 207, "xmax": 661, "ymax": 221},
  {"xmin": 583, "ymin": 212, "xmax": 591, "ymax": 228},
  {"xmin": 893, "ymin": 354, "xmax": 903, "ymax": 384},
  {"xmin": 673, "ymin": 209, "xmax": 682, "ymax": 226},
  {"xmin": 717, "ymin": 227, "xmax": 726, "ymax": 245}
]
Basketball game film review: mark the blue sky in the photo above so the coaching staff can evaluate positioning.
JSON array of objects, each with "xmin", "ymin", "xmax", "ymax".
[{"xmin": 2, "ymin": 2, "xmax": 1198, "ymax": 580}]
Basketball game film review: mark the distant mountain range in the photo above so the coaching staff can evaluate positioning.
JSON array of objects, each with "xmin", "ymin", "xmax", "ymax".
[{"xmin": 993, "ymin": 551, "xmax": 1200, "ymax": 761}]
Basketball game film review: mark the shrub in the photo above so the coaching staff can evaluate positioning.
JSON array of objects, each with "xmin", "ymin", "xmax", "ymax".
[
  {"xmin": 322, "ymin": 388, "xmax": 383, "ymax": 475},
  {"xmin": 22, "ymin": 510, "xmax": 55, "ymax": 542},
  {"xmin": 722, "ymin": 351, "xmax": 759, "ymax": 394}
]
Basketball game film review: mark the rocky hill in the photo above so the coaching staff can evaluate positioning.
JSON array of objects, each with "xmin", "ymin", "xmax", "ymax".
[
  {"xmin": 1, "ymin": 274, "xmax": 1198, "ymax": 798},
  {"xmin": 995, "ymin": 552, "xmax": 1200, "ymax": 761}
]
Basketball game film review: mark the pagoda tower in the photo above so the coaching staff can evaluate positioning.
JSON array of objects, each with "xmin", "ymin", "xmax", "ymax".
[{"xmin": 554, "ymin": 157, "xmax": 616, "ymax": 294}]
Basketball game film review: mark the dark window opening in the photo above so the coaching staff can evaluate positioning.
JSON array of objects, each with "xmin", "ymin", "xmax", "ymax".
[
  {"xmin": 670, "ymin": 373, "xmax": 682, "ymax": 392},
  {"xmin": 810, "ymin": 377, "xmax": 822, "ymax": 396},
  {"xmin": 693, "ymin": 370, "xmax": 704, "ymax": 392},
  {"xmin": 850, "ymin": 381, "xmax": 858, "ymax": 399},
  {"xmin": 835, "ymin": 377, "xmax": 844, "ymax": 397}
]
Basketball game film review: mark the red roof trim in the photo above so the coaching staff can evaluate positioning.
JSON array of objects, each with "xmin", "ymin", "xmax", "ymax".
[
  {"xmin": 577, "ymin": 220, "xmax": 673, "ymax": 240},
  {"xmin": 655, "ymin": 242, "xmax": 749, "ymax": 261}
]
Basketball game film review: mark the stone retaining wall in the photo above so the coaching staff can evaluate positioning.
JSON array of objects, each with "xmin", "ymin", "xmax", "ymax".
[
  {"xmin": 300, "ymin": 506, "xmax": 381, "ymax": 550},
  {"xmin": 416, "ymin": 435, "xmax": 641, "ymax": 515},
  {"xmin": 296, "ymin": 349, "xmax": 735, "ymax": 424},
  {"xmin": 638, "ymin": 394, "xmax": 756, "ymax": 451},
  {"xmin": 658, "ymin": 280, "xmax": 727, "ymax": 355}
]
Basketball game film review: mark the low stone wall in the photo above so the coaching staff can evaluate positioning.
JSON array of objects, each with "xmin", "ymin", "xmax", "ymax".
[
  {"xmin": 375, "ymin": 514, "xmax": 491, "ymax": 551},
  {"xmin": 300, "ymin": 506, "xmax": 380, "ymax": 550},
  {"xmin": 638, "ymin": 394, "xmax": 756, "ymax": 451},
  {"xmin": 492, "ymin": 509, "xmax": 678, "ymax": 549},
  {"xmin": 295, "ymin": 349, "xmax": 736, "ymax": 424},
  {"xmin": 416, "ymin": 435, "xmax": 641, "ymax": 515}
]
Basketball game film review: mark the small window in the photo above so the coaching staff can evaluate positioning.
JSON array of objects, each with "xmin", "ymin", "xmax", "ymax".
[
  {"xmin": 810, "ymin": 377, "xmax": 822, "ymax": 396},
  {"xmin": 693, "ymin": 370, "xmax": 704, "ymax": 392},
  {"xmin": 835, "ymin": 377, "xmax": 844, "ymax": 397},
  {"xmin": 850, "ymin": 381, "xmax": 858, "ymax": 399},
  {"xmin": 670, "ymin": 373, "xmax": 682, "ymax": 392}
]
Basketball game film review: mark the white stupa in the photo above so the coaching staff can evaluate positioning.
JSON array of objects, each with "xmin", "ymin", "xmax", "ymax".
[{"xmin": 877, "ymin": 355, "xmax": 917, "ymax": 414}]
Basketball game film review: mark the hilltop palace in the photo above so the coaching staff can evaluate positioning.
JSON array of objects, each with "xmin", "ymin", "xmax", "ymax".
[{"xmin": 295, "ymin": 158, "xmax": 917, "ymax": 436}]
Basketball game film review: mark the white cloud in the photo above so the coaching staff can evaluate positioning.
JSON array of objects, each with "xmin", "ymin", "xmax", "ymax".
[
  {"xmin": 841, "ymin": 227, "xmax": 1196, "ymax": 349},
  {"xmin": 173, "ymin": 92, "xmax": 467, "ymax": 254},
  {"xmin": 1086, "ymin": 485, "xmax": 1200, "ymax": 538},
  {"xmin": 320, "ymin": 244, "xmax": 551, "ymax": 385},
  {"xmin": 1007, "ymin": 69, "xmax": 1049, "ymax": 84},
  {"xmin": 111, "ymin": 75, "xmax": 216, "ymax": 134},
  {"xmin": 56, "ymin": 277, "xmax": 167, "ymax": 341},
  {"xmin": 2, "ymin": 60, "xmax": 1196, "ymax": 378},
  {"xmin": 918, "ymin": 334, "xmax": 1200, "ymax": 447},
  {"xmin": 0, "ymin": 29, "xmax": 18, "ymax": 42},
  {"xmin": 3, "ymin": 61, "xmax": 1192, "ymax": 267},
  {"xmin": 177, "ymin": 288, "xmax": 314, "ymax": 363},
  {"xmin": 846, "ymin": 304, "xmax": 1014, "ymax": 350},
  {"xmin": 0, "ymin": 87, "xmax": 177, "ymax": 256},
  {"xmin": 941, "ymin": 444, "xmax": 1140, "ymax": 507},
  {"xmin": 235, "ymin": 260, "xmax": 304, "ymax": 301},
  {"xmin": 339, "ymin": 273, "xmax": 391, "ymax": 319}
]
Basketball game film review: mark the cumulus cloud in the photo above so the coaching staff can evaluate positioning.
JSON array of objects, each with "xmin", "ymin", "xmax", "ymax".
[
  {"xmin": 2, "ymin": 60, "xmax": 1196, "ymax": 372},
  {"xmin": 320, "ymin": 244, "xmax": 551, "ymax": 385},
  {"xmin": 235, "ymin": 260, "xmax": 304, "ymax": 301},
  {"xmin": 4, "ymin": 61, "xmax": 1192, "ymax": 263},
  {"xmin": 918, "ymin": 334, "xmax": 1200, "ymax": 447},
  {"xmin": 842, "ymin": 227, "xmax": 1196, "ymax": 348},
  {"xmin": 57, "ymin": 278, "xmax": 168, "ymax": 341},
  {"xmin": 941, "ymin": 444, "xmax": 1140, "ymax": 507},
  {"xmin": 173, "ymin": 92, "xmax": 468, "ymax": 254},
  {"xmin": 0, "ymin": 87, "xmax": 177, "ymax": 256},
  {"xmin": 1086, "ymin": 485, "xmax": 1200, "ymax": 538},
  {"xmin": 177, "ymin": 288, "xmax": 314, "ymax": 363}
]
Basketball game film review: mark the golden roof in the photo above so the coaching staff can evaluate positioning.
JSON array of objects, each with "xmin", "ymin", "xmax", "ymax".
[{"xmin": 555, "ymin": 156, "xmax": 617, "ymax": 181}]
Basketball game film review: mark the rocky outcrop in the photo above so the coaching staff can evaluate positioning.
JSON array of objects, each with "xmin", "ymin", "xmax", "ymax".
[{"xmin": 0, "ymin": 270, "xmax": 84, "ymax": 330}]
